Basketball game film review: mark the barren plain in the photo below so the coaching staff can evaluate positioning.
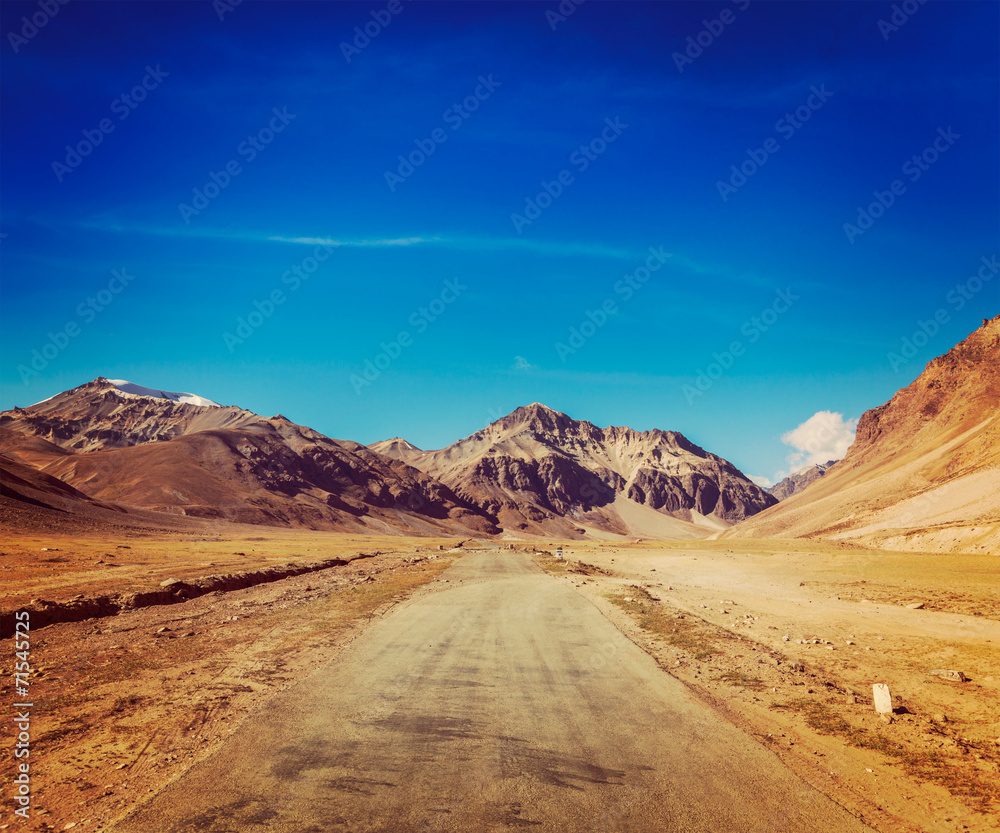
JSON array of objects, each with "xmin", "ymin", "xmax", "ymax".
[{"xmin": 1, "ymin": 528, "xmax": 996, "ymax": 832}]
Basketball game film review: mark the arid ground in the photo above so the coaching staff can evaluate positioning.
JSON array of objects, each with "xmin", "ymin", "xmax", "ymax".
[{"xmin": 1, "ymin": 529, "xmax": 997, "ymax": 832}]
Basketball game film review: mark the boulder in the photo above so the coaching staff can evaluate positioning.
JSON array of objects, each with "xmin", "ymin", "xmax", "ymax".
[{"xmin": 928, "ymin": 669, "xmax": 967, "ymax": 682}]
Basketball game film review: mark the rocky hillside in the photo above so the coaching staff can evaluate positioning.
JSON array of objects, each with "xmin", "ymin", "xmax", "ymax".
[
  {"xmin": 0, "ymin": 379, "xmax": 498, "ymax": 536},
  {"xmin": 768, "ymin": 461, "xmax": 835, "ymax": 501},
  {"xmin": 723, "ymin": 317, "xmax": 1000, "ymax": 553},
  {"xmin": 372, "ymin": 403, "xmax": 776, "ymax": 539}
]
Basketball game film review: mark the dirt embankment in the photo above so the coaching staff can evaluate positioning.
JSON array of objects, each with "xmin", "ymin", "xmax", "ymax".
[{"xmin": 0, "ymin": 552, "xmax": 375, "ymax": 635}]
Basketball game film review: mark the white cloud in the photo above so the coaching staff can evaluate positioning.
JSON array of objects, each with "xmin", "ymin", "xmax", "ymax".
[
  {"xmin": 747, "ymin": 474, "xmax": 773, "ymax": 488},
  {"xmin": 513, "ymin": 356, "xmax": 534, "ymax": 372},
  {"xmin": 779, "ymin": 411, "xmax": 857, "ymax": 475},
  {"xmin": 268, "ymin": 235, "xmax": 437, "ymax": 247}
]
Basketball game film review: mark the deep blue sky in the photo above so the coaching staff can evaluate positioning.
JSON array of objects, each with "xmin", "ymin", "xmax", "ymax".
[{"xmin": 1, "ymin": 0, "xmax": 997, "ymax": 483}]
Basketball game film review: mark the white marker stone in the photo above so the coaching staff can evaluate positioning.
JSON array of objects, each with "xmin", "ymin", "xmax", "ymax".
[{"xmin": 872, "ymin": 683, "xmax": 892, "ymax": 714}]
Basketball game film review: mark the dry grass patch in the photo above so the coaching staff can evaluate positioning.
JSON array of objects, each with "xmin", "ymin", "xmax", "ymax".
[
  {"xmin": 607, "ymin": 586, "xmax": 722, "ymax": 661},
  {"xmin": 772, "ymin": 697, "xmax": 1000, "ymax": 814},
  {"xmin": 714, "ymin": 670, "xmax": 766, "ymax": 691},
  {"xmin": 533, "ymin": 552, "xmax": 571, "ymax": 574}
]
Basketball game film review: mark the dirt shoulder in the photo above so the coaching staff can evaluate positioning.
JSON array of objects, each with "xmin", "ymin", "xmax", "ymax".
[
  {"xmin": 0, "ymin": 531, "xmax": 461, "ymax": 833},
  {"xmin": 532, "ymin": 541, "xmax": 1000, "ymax": 833}
]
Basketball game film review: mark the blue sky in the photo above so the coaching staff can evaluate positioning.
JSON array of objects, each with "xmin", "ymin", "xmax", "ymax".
[{"xmin": 1, "ymin": 0, "xmax": 997, "ymax": 484}]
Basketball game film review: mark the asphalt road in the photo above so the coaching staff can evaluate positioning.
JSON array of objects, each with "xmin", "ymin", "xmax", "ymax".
[{"xmin": 113, "ymin": 552, "xmax": 871, "ymax": 832}]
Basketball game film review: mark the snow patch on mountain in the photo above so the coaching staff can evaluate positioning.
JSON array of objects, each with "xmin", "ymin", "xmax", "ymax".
[{"xmin": 107, "ymin": 379, "xmax": 221, "ymax": 408}]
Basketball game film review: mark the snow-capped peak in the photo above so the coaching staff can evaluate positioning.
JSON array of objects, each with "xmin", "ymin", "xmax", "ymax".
[{"xmin": 107, "ymin": 379, "xmax": 221, "ymax": 408}]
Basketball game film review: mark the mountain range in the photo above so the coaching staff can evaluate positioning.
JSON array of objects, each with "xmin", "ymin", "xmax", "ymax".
[
  {"xmin": 0, "ymin": 380, "xmax": 773, "ymax": 540},
  {"xmin": 3, "ymin": 317, "xmax": 996, "ymax": 551},
  {"xmin": 372, "ymin": 403, "xmax": 776, "ymax": 539}
]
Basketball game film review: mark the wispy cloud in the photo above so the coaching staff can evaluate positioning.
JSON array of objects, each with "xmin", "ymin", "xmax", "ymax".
[
  {"xmin": 268, "ymin": 235, "xmax": 439, "ymax": 248},
  {"xmin": 68, "ymin": 219, "xmax": 442, "ymax": 249},
  {"xmin": 66, "ymin": 217, "xmax": 642, "ymax": 260},
  {"xmin": 60, "ymin": 217, "xmax": 780, "ymax": 284},
  {"xmin": 270, "ymin": 232, "xmax": 639, "ymax": 261}
]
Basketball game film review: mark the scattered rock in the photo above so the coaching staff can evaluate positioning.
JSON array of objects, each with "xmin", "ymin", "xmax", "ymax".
[
  {"xmin": 933, "ymin": 713, "xmax": 948, "ymax": 723},
  {"xmin": 928, "ymin": 669, "xmax": 967, "ymax": 682},
  {"xmin": 159, "ymin": 578, "xmax": 181, "ymax": 588},
  {"xmin": 156, "ymin": 627, "xmax": 170, "ymax": 634},
  {"xmin": 873, "ymin": 683, "xmax": 893, "ymax": 714},
  {"xmin": 41, "ymin": 547, "xmax": 60, "ymax": 552},
  {"xmin": 782, "ymin": 634, "xmax": 790, "ymax": 642},
  {"xmin": 879, "ymin": 713, "xmax": 894, "ymax": 724},
  {"xmin": 905, "ymin": 602, "xmax": 925, "ymax": 610},
  {"xmin": 845, "ymin": 694, "xmax": 857, "ymax": 705}
]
